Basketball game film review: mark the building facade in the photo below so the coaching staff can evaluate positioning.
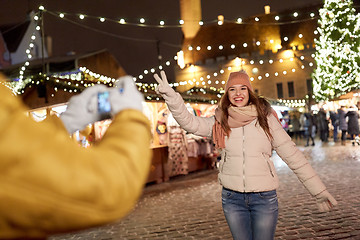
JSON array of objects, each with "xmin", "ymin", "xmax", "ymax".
[{"xmin": 174, "ymin": 1, "xmax": 322, "ymax": 108}]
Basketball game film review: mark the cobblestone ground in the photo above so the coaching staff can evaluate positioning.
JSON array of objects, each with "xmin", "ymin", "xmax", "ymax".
[{"xmin": 50, "ymin": 139, "xmax": 360, "ymax": 240}]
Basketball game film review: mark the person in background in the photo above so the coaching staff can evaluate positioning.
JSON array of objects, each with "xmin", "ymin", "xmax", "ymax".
[
  {"xmin": 299, "ymin": 112, "xmax": 306, "ymax": 139},
  {"xmin": 280, "ymin": 111, "xmax": 289, "ymax": 134},
  {"xmin": 0, "ymin": 74, "xmax": 152, "ymax": 240},
  {"xmin": 154, "ymin": 70, "xmax": 337, "ymax": 240},
  {"xmin": 289, "ymin": 111, "xmax": 301, "ymax": 140},
  {"xmin": 317, "ymin": 108, "xmax": 329, "ymax": 142},
  {"xmin": 345, "ymin": 106, "xmax": 360, "ymax": 146},
  {"xmin": 338, "ymin": 106, "xmax": 348, "ymax": 145},
  {"xmin": 304, "ymin": 112, "xmax": 316, "ymax": 147},
  {"xmin": 329, "ymin": 110, "xmax": 339, "ymax": 142}
]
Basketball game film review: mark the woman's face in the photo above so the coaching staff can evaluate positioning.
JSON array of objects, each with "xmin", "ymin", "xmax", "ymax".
[{"xmin": 227, "ymin": 84, "xmax": 249, "ymax": 107}]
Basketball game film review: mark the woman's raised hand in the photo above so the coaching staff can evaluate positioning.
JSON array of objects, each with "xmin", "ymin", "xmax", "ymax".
[{"xmin": 153, "ymin": 71, "xmax": 176, "ymax": 100}]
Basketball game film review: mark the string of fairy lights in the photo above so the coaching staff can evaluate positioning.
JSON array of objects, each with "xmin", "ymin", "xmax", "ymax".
[
  {"xmin": 10, "ymin": 47, "xmax": 316, "ymax": 93},
  {"xmin": 8, "ymin": 58, "xmax": 311, "ymax": 108},
  {"xmin": 43, "ymin": 6, "xmax": 319, "ymax": 28},
  {"xmin": 135, "ymin": 53, "xmax": 315, "ymax": 86},
  {"xmin": 4, "ymin": 5, "xmax": 320, "ymax": 107}
]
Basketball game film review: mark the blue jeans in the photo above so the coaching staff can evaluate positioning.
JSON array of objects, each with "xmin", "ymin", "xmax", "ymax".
[
  {"xmin": 333, "ymin": 125, "xmax": 338, "ymax": 141},
  {"xmin": 222, "ymin": 188, "xmax": 278, "ymax": 240}
]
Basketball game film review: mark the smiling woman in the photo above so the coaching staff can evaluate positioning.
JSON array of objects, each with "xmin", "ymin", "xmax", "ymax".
[{"xmin": 153, "ymin": 69, "xmax": 337, "ymax": 240}]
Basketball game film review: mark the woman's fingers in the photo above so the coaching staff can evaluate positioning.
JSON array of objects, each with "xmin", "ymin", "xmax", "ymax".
[
  {"xmin": 160, "ymin": 71, "xmax": 169, "ymax": 85},
  {"xmin": 153, "ymin": 73, "xmax": 162, "ymax": 85}
]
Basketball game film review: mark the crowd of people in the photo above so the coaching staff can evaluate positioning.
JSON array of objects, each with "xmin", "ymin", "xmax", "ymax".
[{"xmin": 283, "ymin": 105, "xmax": 360, "ymax": 146}]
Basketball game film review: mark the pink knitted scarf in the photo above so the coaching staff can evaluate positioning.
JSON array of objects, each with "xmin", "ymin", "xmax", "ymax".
[
  {"xmin": 212, "ymin": 105, "xmax": 280, "ymax": 148},
  {"xmin": 212, "ymin": 105, "xmax": 258, "ymax": 149}
]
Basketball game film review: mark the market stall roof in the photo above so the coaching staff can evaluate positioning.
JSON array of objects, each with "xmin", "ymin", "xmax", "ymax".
[
  {"xmin": 0, "ymin": 49, "xmax": 126, "ymax": 80},
  {"xmin": 338, "ymin": 89, "xmax": 360, "ymax": 100},
  {"xmin": 0, "ymin": 49, "xmax": 127, "ymax": 109}
]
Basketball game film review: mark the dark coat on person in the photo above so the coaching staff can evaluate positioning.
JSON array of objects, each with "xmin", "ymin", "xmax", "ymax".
[
  {"xmin": 345, "ymin": 110, "xmax": 360, "ymax": 135},
  {"xmin": 329, "ymin": 111, "xmax": 339, "ymax": 127},
  {"xmin": 304, "ymin": 113, "xmax": 315, "ymax": 137},
  {"xmin": 337, "ymin": 108, "xmax": 348, "ymax": 131},
  {"xmin": 317, "ymin": 110, "xmax": 328, "ymax": 131}
]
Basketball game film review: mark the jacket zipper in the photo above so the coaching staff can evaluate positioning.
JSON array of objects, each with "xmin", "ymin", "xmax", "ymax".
[{"xmin": 242, "ymin": 126, "xmax": 246, "ymax": 190}]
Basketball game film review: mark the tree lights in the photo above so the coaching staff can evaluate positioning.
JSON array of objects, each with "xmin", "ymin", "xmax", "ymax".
[{"xmin": 312, "ymin": 0, "xmax": 360, "ymax": 101}]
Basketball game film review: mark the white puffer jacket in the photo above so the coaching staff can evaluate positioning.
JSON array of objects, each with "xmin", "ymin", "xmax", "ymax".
[{"xmin": 166, "ymin": 92, "xmax": 326, "ymax": 196}]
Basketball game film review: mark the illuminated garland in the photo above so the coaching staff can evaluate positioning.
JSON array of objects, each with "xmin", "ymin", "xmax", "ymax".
[
  {"xmin": 9, "ymin": 49, "xmax": 315, "ymax": 93},
  {"xmin": 18, "ymin": 7, "xmax": 317, "ymax": 90},
  {"xmin": 42, "ymin": 7, "xmax": 319, "ymax": 28},
  {"xmin": 278, "ymin": 98, "xmax": 307, "ymax": 108},
  {"xmin": 44, "ymin": 7, "xmax": 318, "ymax": 52},
  {"xmin": 135, "ymin": 39, "xmax": 318, "ymax": 82},
  {"xmin": 13, "ymin": 18, "xmax": 315, "ymax": 94},
  {"xmin": 7, "ymin": 64, "xmax": 307, "ymax": 106},
  {"xmin": 176, "ymin": 56, "xmax": 313, "ymax": 88},
  {"xmin": 312, "ymin": 0, "xmax": 360, "ymax": 101},
  {"xmin": 16, "ymin": 9, "xmax": 43, "ymax": 84},
  {"xmin": 136, "ymin": 52, "xmax": 315, "ymax": 90},
  {"xmin": 141, "ymin": 85, "xmax": 306, "ymax": 106},
  {"xmin": 9, "ymin": 68, "xmax": 114, "ymax": 95}
]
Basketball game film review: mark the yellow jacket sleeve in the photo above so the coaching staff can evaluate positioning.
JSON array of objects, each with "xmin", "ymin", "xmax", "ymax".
[{"xmin": 0, "ymin": 80, "xmax": 152, "ymax": 239}]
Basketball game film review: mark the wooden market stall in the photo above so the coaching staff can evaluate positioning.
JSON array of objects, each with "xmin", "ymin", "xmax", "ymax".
[{"xmin": 3, "ymin": 50, "xmax": 219, "ymax": 185}]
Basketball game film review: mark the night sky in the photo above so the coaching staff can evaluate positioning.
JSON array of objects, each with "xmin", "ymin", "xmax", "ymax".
[{"xmin": 0, "ymin": 0, "xmax": 341, "ymax": 81}]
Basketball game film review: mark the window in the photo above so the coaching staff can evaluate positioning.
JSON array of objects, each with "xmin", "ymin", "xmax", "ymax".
[
  {"xmin": 306, "ymin": 78, "xmax": 313, "ymax": 94},
  {"xmin": 288, "ymin": 81, "xmax": 294, "ymax": 97},
  {"xmin": 276, "ymin": 83, "xmax": 283, "ymax": 98}
]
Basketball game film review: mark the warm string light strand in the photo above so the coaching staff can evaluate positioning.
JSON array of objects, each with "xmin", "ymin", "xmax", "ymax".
[
  {"xmin": 9, "ymin": 55, "xmax": 311, "ymax": 107},
  {"xmin": 42, "ymin": 7, "xmax": 319, "ymax": 47},
  {"xmin": 12, "ymin": 7, "xmax": 318, "ymax": 91},
  {"xmin": 43, "ymin": 7, "xmax": 319, "ymax": 28},
  {"xmin": 4, "ymin": 6, "xmax": 44, "ymax": 95},
  {"xmin": 17, "ymin": 9, "xmax": 43, "ymax": 84},
  {"xmin": 135, "ymin": 53, "xmax": 315, "ymax": 89}
]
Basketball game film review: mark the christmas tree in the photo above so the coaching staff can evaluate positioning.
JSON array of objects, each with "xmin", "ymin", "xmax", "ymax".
[{"xmin": 312, "ymin": 0, "xmax": 360, "ymax": 101}]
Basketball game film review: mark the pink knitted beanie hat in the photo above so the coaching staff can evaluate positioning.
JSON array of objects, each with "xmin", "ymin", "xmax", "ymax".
[{"xmin": 225, "ymin": 70, "xmax": 253, "ymax": 92}]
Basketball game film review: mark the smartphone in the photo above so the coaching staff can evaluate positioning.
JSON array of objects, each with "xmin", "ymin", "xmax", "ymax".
[
  {"xmin": 97, "ymin": 87, "xmax": 124, "ymax": 119},
  {"xmin": 98, "ymin": 91, "xmax": 111, "ymax": 114}
]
